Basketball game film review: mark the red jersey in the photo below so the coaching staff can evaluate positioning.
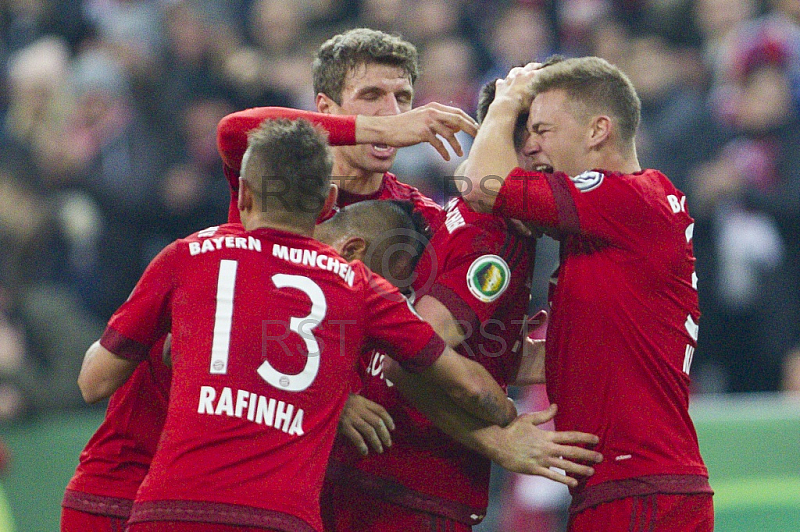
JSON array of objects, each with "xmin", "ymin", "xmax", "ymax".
[
  {"xmin": 327, "ymin": 197, "xmax": 535, "ymax": 525},
  {"xmin": 62, "ymin": 338, "xmax": 171, "ymax": 519},
  {"xmin": 216, "ymin": 107, "xmax": 444, "ymax": 230},
  {"xmin": 494, "ymin": 168, "xmax": 711, "ymax": 511},
  {"xmin": 101, "ymin": 223, "xmax": 446, "ymax": 532}
]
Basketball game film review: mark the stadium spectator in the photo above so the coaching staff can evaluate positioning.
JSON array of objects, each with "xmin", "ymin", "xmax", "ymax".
[
  {"xmin": 463, "ymin": 56, "xmax": 714, "ymax": 531},
  {"xmin": 691, "ymin": 14, "xmax": 800, "ymax": 392},
  {"xmin": 76, "ymin": 118, "xmax": 515, "ymax": 532}
]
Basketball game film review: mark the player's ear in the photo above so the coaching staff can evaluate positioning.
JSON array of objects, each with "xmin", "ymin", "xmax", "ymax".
[
  {"xmin": 340, "ymin": 236, "xmax": 367, "ymax": 262},
  {"xmin": 238, "ymin": 177, "xmax": 253, "ymax": 213},
  {"xmin": 320, "ymin": 183, "xmax": 338, "ymax": 219},
  {"xmin": 316, "ymin": 93, "xmax": 338, "ymax": 114},
  {"xmin": 588, "ymin": 115, "xmax": 611, "ymax": 148}
]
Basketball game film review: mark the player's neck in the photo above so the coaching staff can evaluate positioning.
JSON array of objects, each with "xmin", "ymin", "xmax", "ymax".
[
  {"xmin": 333, "ymin": 160, "xmax": 384, "ymax": 195},
  {"xmin": 242, "ymin": 215, "xmax": 315, "ymax": 238},
  {"xmin": 593, "ymin": 148, "xmax": 641, "ymax": 175}
]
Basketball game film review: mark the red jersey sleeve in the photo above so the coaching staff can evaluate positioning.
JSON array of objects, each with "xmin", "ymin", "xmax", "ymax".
[
  {"xmin": 494, "ymin": 168, "xmax": 675, "ymax": 247},
  {"xmin": 100, "ymin": 243, "xmax": 177, "ymax": 362},
  {"xmin": 216, "ymin": 107, "xmax": 357, "ymax": 174},
  {"xmin": 425, "ymin": 222, "xmax": 514, "ymax": 332},
  {"xmin": 357, "ymin": 263, "xmax": 446, "ymax": 373}
]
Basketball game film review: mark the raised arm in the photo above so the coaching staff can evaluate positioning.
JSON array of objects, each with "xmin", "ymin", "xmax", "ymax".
[
  {"xmin": 217, "ymin": 107, "xmax": 358, "ymax": 173},
  {"xmin": 217, "ymin": 103, "xmax": 479, "ymax": 173},
  {"xmin": 463, "ymin": 64, "xmax": 541, "ymax": 212}
]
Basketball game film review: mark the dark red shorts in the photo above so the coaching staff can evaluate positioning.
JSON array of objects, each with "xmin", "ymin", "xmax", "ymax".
[
  {"xmin": 567, "ymin": 493, "xmax": 714, "ymax": 532},
  {"xmin": 321, "ymin": 479, "xmax": 471, "ymax": 532},
  {"xmin": 61, "ymin": 507, "xmax": 127, "ymax": 532},
  {"xmin": 126, "ymin": 523, "xmax": 282, "ymax": 532}
]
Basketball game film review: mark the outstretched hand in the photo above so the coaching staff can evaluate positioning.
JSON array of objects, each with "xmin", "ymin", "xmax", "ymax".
[
  {"xmin": 357, "ymin": 102, "xmax": 479, "ymax": 161},
  {"xmin": 338, "ymin": 393, "xmax": 395, "ymax": 456},
  {"xmin": 494, "ymin": 404, "xmax": 602, "ymax": 487}
]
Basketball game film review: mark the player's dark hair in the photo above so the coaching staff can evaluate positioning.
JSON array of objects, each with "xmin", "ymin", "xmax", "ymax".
[
  {"xmin": 312, "ymin": 28, "xmax": 418, "ymax": 104},
  {"xmin": 476, "ymin": 77, "xmax": 529, "ymax": 151},
  {"xmin": 531, "ymin": 55, "xmax": 641, "ymax": 147},
  {"xmin": 327, "ymin": 199, "xmax": 430, "ymax": 288},
  {"xmin": 243, "ymin": 118, "xmax": 333, "ymax": 224}
]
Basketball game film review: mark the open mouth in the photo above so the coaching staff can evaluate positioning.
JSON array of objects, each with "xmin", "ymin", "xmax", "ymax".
[
  {"xmin": 372, "ymin": 144, "xmax": 394, "ymax": 153},
  {"xmin": 534, "ymin": 164, "xmax": 554, "ymax": 173}
]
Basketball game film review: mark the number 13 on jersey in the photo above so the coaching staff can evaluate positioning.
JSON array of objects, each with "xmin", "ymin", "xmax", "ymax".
[{"xmin": 209, "ymin": 259, "xmax": 328, "ymax": 392}]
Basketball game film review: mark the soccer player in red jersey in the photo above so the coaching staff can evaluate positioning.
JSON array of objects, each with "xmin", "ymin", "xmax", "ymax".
[
  {"xmin": 319, "ymin": 79, "xmax": 602, "ymax": 532},
  {"xmin": 216, "ymin": 28, "xmax": 478, "ymax": 232},
  {"xmin": 463, "ymin": 57, "xmax": 714, "ymax": 531},
  {"xmin": 218, "ymin": 30, "xmax": 602, "ymax": 531},
  {"xmin": 59, "ymin": 198, "xmax": 432, "ymax": 532},
  {"xmin": 76, "ymin": 118, "xmax": 515, "ymax": 532}
]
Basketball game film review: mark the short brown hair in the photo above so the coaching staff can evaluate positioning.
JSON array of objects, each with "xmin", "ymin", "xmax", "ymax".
[
  {"xmin": 242, "ymin": 118, "xmax": 333, "ymax": 224},
  {"xmin": 312, "ymin": 28, "xmax": 418, "ymax": 104},
  {"xmin": 531, "ymin": 56, "xmax": 641, "ymax": 146}
]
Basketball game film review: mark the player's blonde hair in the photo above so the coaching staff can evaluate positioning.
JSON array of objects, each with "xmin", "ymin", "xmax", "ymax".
[
  {"xmin": 532, "ymin": 56, "xmax": 641, "ymax": 149},
  {"xmin": 242, "ymin": 118, "xmax": 333, "ymax": 225}
]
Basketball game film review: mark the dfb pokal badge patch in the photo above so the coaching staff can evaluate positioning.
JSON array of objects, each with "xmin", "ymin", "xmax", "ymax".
[
  {"xmin": 571, "ymin": 170, "xmax": 605, "ymax": 192},
  {"xmin": 467, "ymin": 255, "xmax": 511, "ymax": 303}
]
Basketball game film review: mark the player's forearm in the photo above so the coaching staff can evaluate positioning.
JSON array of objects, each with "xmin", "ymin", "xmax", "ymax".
[
  {"xmin": 463, "ymin": 99, "xmax": 520, "ymax": 213},
  {"xmin": 425, "ymin": 349, "xmax": 516, "ymax": 427},
  {"xmin": 386, "ymin": 361, "xmax": 507, "ymax": 459},
  {"xmin": 217, "ymin": 107, "xmax": 357, "ymax": 171}
]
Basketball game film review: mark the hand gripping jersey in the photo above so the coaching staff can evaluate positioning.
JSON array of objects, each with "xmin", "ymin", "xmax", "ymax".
[
  {"xmin": 326, "ymin": 197, "xmax": 535, "ymax": 526},
  {"xmin": 102, "ymin": 224, "xmax": 446, "ymax": 532},
  {"xmin": 494, "ymin": 168, "xmax": 712, "ymax": 512},
  {"xmin": 216, "ymin": 107, "xmax": 444, "ymax": 230},
  {"xmin": 62, "ymin": 339, "xmax": 171, "ymax": 520}
]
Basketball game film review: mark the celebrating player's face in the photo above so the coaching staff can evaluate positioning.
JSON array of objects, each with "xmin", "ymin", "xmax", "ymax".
[
  {"xmin": 522, "ymin": 89, "xmax": 591, "ymax": 178},
  {"xmin": 334, "ymin": 63, "xmax": 414, "ymax": 176}
]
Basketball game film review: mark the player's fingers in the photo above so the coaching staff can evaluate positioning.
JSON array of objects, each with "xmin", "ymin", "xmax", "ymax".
[
  {"xmin": 428, "ymin": 108, "xmax": 477, "ymax": 140},
  {"xmin": 553, "ymin": 442, "xmax": 603, "ymax": 464},
  {"xmin": 552, "ymin": 430, "xmax": 600, "ymax": 448},
  {"xmin": 366, "ymin": 402, "xmax": 395, "ymax": 432},
  {"xmin": 430, "ymin": 121, "xmax": 463, "ymax": 158},
  {"xmin": 521, "ymin": 404, "xmax": 558, "ymax": 425},
  {"xmin": 373, "ymin": 417, "xmax": 392, "ymax": 449},
  {"xmin": 427, "ymin": 102, "xmax": 479, "ymax": 129},
  {"xmin": 351, "ymin": 417, "xmax": 385, "ymax": 454},
  {"xmin": 426, "ymin": 132, "xmax": 450, "ymax": 161},
  {"xmin": 536, "ymin": 466, "xmax": 579, "ymax": 488},
  {"xmin": 339, "ymin": 424, "xmax": 370, "ymax": 456},
  {"xmin": 549, "ymin": 456, "xmax": 596, "ymax": 479}
]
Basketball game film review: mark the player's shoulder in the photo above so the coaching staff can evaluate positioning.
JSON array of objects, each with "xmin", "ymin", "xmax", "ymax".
[
  {"xmin": 382, "ymin": 173, "xmax": 444, "ymax": 211},
  {"xmin": 439, "ymin": 197, "xmax": 507, "ymax": 238}
]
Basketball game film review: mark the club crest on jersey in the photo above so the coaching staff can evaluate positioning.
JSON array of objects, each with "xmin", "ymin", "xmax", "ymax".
[
  {"xmin": 571, "ymin": 171, "xmax": 604, "ymax": 192},
  {"xmin": 467, "ymin": 255, "xmax": 510, "ymax": 303}
]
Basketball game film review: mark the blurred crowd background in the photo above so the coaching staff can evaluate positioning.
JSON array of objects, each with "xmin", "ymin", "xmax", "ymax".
[
  {"xmin": 0, "ymin": 0, "xmax": 798, "ymax": 464},
  {"xmin": 0, "ymin": 0, "xmax": 799, "ymax": 530}
]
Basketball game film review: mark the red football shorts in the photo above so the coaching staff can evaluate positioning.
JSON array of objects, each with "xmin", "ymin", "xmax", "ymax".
[
  {"xmin": 321, "ymin": 478, "xmax": 471, "ymax": 532},
  {"xmin": 126, "ymin": 523, "xmax": 282, "ymax": 532},
  {"xmin": 567, "ymin": 493, "xmax": 714, "ymax": 532},
  {"xmin": 61, "ymin": 507, "xmax": 127, "ymax": 532}
]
